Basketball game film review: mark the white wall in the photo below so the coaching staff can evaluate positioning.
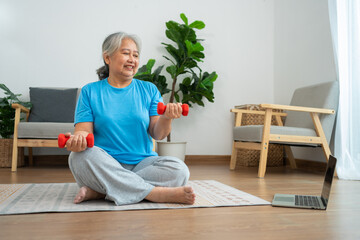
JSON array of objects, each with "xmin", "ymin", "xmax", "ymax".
[
  {"xmin": 1, "ymin": 0, "xmax": 275, "ymax": 155},
  {"xmin": 274, "ymin": 0, "xmax": 337, "ymax": 162},
  {"xmin": 1, "ymin": 0, "xmax": 336, "ymax": 160}
]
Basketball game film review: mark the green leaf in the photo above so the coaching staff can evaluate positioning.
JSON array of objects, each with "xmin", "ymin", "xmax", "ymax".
[
  {"xmin": 165, "ymin": 21, "xmax": 182, "ymax": 43},
  {"xmin": 134, "ymin": 73, "xmax": 152, "ymax": 82},
  {"xmin": 166, "ymin": 65, "xmax": 177, "ymax": 79},
  {"xmin": 185, "ymin": 41, "xmax": 193, "ymax": 55},
  {"xmin": 182, "ymin": 77, "xmax": 191, "ymax": 86},
  {"xmin": 198, "ymin": 82, "xmax": 207, "ymax": 90},
  {"xmin": 162, "ymin": 55, "xmax": 176, "ymax": 66},
  {"xmin": 180, "ymin": 13, "xmax": 188, "ymax": 25},
  {"xmin": 179, "ymin": 84, "xmax": 188, "ymax": 94},
  {"xmin": 153, "ymin": 65, "xmax": 164, "ymax": 76},
  {"xmin": 183, "ymin": 59, "xmax": 198, "ymax": 69},
  {"xmin": 180, "ymin": 26, "xmax": 196, "ymax": 42},
  {"xmin": 191, "ymin": 51, "xmax": 205, "ymax": 60},
  {"xmin": 189, "ymin": 20, "xmax": 205, "ymax": 29},
  {"xmin": 136, "ymin": 65, "xmax": 148, "ymax": 75},
  {"xmin": 162, "ymin": 43, "xmax": 182, "ymax": 65},
  {"xmin": 201, "ymin": 72, "xmax": 218, "ymax": 87},
  {"xmin": 176, "ymin": 66, "xmax": 186, "ymax": 76},
  {"xmin": 195, "ymin": 99, "xmax": 205, "ymax": 106},
  {"xmin": 135, "ymin": 59, "xmax": 157, "ymax": 77},
  {"xmin": 192, "ymin": 42, "xmax": 204, "ymax": 52},
  {"xmin": 185, "ymin": 41, "xmax": 204, "ymax": 61},
  {"xmin": 182, "ymin": 98, "xmax": 193, "ymax": 107},
  {"xmin": 146, "ymin": 59, "xmax": 156, "ymax": 72}
]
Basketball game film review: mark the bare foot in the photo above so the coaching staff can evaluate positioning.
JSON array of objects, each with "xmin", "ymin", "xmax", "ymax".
[
  {"xmin": 145, "ymin": 186, "xmax": 196, "ymax": 205},
  {"xmin": 74, "ymin": 186, "xmax": 105, "ymax": 204}
]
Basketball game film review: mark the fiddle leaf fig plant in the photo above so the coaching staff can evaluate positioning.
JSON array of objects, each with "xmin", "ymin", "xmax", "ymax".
[
  {"xmin": 136, "ymin": 13, "xmax": 218, "ymax": 142},
  {"xmin": 0, "ymin": 84, "xmax": 32, "ymax": 138},
  {"xmin": 162, "ymin": 13, "xmax": 217, "ymax": 108}
]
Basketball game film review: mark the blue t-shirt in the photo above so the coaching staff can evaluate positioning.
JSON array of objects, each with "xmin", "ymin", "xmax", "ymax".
[{"xmin": 75, "ymin": 78, "xmax": 162, "ymax": 164}]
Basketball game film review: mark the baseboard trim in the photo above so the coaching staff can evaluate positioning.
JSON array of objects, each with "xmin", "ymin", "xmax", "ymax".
[
  {"xmin": 25, "ymin": 155, "xmax": 327, "ymax": 172},
  {"xmin": 25, "ymin": 155, "xmax": 231, "ymax": 166},
  {"xmin": 185, "ymin": 155, "xmax": 230, "ymax": 164},
  {"xmin": 25, "ymin": 155, "xmax": 69, "ymax": 166}
]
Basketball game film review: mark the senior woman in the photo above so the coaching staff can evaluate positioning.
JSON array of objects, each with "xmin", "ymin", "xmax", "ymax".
[{"xmin": 66, "ymin": 32, "xmax": 195, "ymax": 206}]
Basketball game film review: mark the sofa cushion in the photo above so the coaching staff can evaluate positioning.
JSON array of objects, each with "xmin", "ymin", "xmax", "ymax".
[
  {"xmin": 28, "ymin": 87, "xmax": 78, "ymax": 122},
  {"xmin": 233, "ymin": 125, "xmax": 318, "ymax": 146},
  {"xmin": 17, "ymin": 122, "xmax": 75, "ymax": 139}
]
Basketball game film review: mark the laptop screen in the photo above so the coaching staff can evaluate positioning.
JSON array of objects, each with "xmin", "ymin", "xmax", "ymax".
[{"xmin": 320, "ymin": 155, "xmax": 337, "ymax": 206}]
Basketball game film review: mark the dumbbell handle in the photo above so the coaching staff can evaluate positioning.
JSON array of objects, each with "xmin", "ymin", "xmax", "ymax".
[
  {"xmin": 58, "ymin": 133, "xmax": 94, "ymax": 148},
  {"xmin": 157, "ymin": 102, "xmax": 189, "ymax": 116}
]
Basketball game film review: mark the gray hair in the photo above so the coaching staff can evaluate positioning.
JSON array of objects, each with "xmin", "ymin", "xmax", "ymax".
[{"xmin": 96, "ymin": 32, "xmax": 142, "ymax": 80}]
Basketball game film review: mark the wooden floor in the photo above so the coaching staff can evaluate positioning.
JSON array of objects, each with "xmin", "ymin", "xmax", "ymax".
[{"xmin": 0, "ymin": 160, "xmax": 359, "ymax": 240}]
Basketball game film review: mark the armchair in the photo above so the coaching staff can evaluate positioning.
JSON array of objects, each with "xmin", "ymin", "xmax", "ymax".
[{"xmin": 230, "ymin": 81, "xmax": 339, "ymax": 178}]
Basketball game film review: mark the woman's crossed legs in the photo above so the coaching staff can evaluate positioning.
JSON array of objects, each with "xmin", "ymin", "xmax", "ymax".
[{"xmin": 68, "ymin": 147, "xmax": 195, "ymax": 205}]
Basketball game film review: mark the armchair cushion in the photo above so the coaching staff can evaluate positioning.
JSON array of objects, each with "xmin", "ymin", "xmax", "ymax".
[
  {"xmin": 233, "ymin": 125, "xmax": 318, "ymax": 145},
  {"xmin": 17, "ymin": 122, "xmax": 75, "ymax": 139},
  {"xmin": 28, "ymin": 87, "xmax": 78, "ymax": 122}
]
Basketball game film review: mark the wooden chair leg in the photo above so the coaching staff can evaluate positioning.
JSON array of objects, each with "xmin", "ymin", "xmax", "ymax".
[
  {"xmin": 258, "ymin": 142, "xmax": 270, "ymax": 178},
  {"xmin": 284, "ymin": 146, "xmax": 297, "ymax": 169},
  {"xmin": 321, "ymin": 142, "xmax": 331, "ymax": 162},
  {"xmin": 230, "ymin": 142, "xmax": 238, "ymax": 170},
  {"xmin": 28, "ymin": 147, "xmax": 34, "ymax": 166},
  {"xmin": 11, "ymin": 139, "xmax": 18, "ymax": 172},
  {"xmin": 258, "ymin": 109, "xmax": 272, "ymax": 178},
  {"xmin": 11, "ymin": 107, "xmax": 21, "ymax": 172}
]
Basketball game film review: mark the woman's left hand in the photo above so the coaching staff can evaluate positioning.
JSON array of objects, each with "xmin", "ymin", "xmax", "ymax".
[{"xmin": 162, "ymin": 103, "xmax": 183, "ymax": 120}]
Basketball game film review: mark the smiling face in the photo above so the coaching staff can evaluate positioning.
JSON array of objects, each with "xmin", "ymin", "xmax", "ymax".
[{"xmin": 104, "ymin": 38, "xmax": 139, "ymax": 84}]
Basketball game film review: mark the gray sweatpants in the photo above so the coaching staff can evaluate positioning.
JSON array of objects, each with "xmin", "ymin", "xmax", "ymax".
[{"xmin": 68, "ymin": 146, "xmax": 190, "ymax": 205}]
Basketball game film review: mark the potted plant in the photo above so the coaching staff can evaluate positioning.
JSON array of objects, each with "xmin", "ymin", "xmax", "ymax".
[
  {"xmin": 135, "ymin": 13, "xmax": 218, "ymax": 160},
  {"xmin": 0, "ymin": 84, "xmax": 32, "ymax": 167}
]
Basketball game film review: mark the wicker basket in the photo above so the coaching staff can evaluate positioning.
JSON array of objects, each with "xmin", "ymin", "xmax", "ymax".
[
  {"xmin": 235, "ymin": 104, "xmax": 284, "ymax": 167},
  {"xmin": 0, "ymin": 139, "xmax": 24, "ymax": 168}
]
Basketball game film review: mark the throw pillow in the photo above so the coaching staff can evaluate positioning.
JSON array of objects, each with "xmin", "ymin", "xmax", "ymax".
[{"xmin": 28, "ymin": 87, "xmax": 78, "ymax": 122}]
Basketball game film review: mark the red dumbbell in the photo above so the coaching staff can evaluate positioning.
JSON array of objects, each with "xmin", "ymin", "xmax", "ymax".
[
  {"xmin": 58, "ymin": 133, "xmax": 94, "ymax": 148},
  {"xmin": 157, "ymin": 102, "xmax": 189, "ymax": 116}
]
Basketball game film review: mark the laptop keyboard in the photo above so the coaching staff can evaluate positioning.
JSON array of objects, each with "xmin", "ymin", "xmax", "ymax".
[{"xmin": 295, "ymin": 195, "xmax": 320, "ymax": 208}]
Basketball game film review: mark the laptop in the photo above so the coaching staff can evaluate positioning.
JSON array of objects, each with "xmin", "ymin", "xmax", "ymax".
[{"xmin": 272, "ymin": 155, "xmax": 337, "ymax": 210}]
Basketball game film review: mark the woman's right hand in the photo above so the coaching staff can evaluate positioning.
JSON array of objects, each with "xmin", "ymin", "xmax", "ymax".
[{"xmin": 65, "ymin": 131, "xmax": 90, "ymax": 152}]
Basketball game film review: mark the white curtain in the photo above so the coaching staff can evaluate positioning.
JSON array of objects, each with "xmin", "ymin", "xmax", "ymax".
[{"xmin": 329, "ymin": 0, "xmax": 360, "ymax": 180}]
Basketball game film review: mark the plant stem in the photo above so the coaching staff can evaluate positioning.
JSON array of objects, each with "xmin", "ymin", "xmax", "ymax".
[
  {"xmin": 167, "ymin": 76, "xmax": 178, "ymax": 142},
  {"xmin": 169, "ymin": 76, "xmax": 177, "ymax": 104}
]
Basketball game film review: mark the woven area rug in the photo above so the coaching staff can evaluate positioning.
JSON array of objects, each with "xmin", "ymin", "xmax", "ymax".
[{"xmin": 0, "ymin": 180, "xmax": 270, "ymax": 215}]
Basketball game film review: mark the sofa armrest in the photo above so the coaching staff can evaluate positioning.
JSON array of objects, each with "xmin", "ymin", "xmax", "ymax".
[
  {"xmin": 259, "ymin": 103, "xmax": 335, "ymax": 114},
  {"xmin": 12, "ymin": 103, "xmax": 30, "ymax": 121},
  {"xmin": 230, "ymin": 108, "xmax": 287, "ymax": 117}
]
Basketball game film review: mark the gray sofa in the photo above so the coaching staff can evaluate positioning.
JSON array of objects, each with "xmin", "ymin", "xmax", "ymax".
[{"xmin": 12, "ymin": 87, "xmax": 79, "ymax": 171}]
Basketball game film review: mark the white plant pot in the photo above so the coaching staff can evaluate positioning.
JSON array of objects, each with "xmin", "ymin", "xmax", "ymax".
[{"xmin": 156, "ymin": 141, "xmax": 187, "ymax": 161}]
